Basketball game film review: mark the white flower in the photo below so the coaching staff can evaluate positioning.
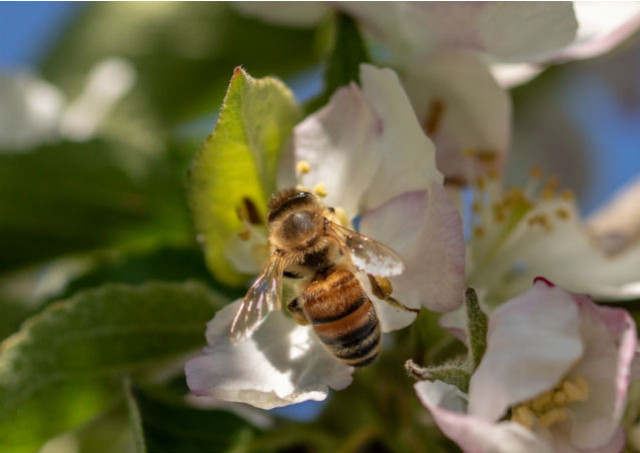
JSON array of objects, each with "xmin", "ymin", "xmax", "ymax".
[
  {"xmin": 416, "ymin": 279, "xmax": 638, "ymax": 453},
  {"xmin": 186, "ymin": 64, "xmax": 465, "ymax": 409},
  {"xmin": 0, "ymin": 58, "xmax": 135, "ymax": 151},
  {"xmin": 234, "ymin": 3, "xmax": 640, "ymax": 182}
]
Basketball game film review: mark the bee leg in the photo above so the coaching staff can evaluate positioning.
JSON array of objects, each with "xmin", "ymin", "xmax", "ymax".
[
  {"xmin": 287, "ymin": 298, "xmax": 310, "ymax": 325},
  {"xmin": 368, "ymin": 275, "xmax": 420, "ymax": 314}
]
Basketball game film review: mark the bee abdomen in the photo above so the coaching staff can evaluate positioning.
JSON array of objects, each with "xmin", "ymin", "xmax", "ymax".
[{"xmin": 304, "ymin": 269, "xmax": 381, "ymax": 367}]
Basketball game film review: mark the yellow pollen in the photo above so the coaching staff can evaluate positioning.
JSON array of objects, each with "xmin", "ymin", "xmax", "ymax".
[
  {"xmin": 476, "ymin": 177, "xmax": 486, "ymax": 190},
  {"xmin": 238, "ymin": 229, "xmax": 251, "ymax": 241},
  {"xmin": 530, "ymin": 390, "xmax": 553, "ymax": 412},
  {"xmin": 314, "ymin": 183, "xmax": 328, "ymax": 197},
  {"xmin": 553, "ymin": 391, "xmax": 567, "ymax": 406},
  {"xmin": 563, "ymin": 377, "xmax": 589, "ymax": 402},
  {"xmin": 561, "ymin": 189, "xmax": 574, "ymax": 201},
  {"xmin": 463, "ymin": 148, "xmax": 476, "ymax": 158},
  {"xmin": 474, "ymin": 149, "xmax": 498, "ymax": 163},
  {"xmin": 488, "ymin": 168, "xmax": 499, "ymax": 180},
  {"xmin": 334, "ymin": 206, "xmax": 350, "ymax": 228},
  {"xmin": 512, "ymin": 405, "xmax": 535, "ymax": 429},
  {"xmin": 530, "ymin": 166, "xmax": 543, "ymax": 179},
  {"xmin": 493, "ymin": 204, "xmax": 505, "ymax": 223},
  {"xmin": 541, "ymin": 187, "xmax": 555, "ymax": 200},
  {"xmin": 556, "ymin": 208, "xmax": 569, "ymax": 220},
  {"xmin": 509, "ymin": 376, "xmax": 590, "ymax": 430},
  {"xmin": 472, "ymin": 201, "xmax": 482, "ymax": 213},
  {"xmin": 296, "ymin": 160, "xmax": 311, "ymax": 174},
  {"xmin": 538, "ymin": 408, "xmax": 568, "ymax": 429},
  {"xmin": 473, "ymin": 226, "xmax": 485, "ymax": 238}
]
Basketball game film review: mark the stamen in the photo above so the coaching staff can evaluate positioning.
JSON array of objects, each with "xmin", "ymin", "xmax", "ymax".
[
  {"xmin": 334, "ymin": 206, "xmax": 350, "ymax": 228},
  {"xmin": 561, "ymin": 189, "xmax": 574, "ymax": 201},
  {"xmin": 314, "ymin": 183, "xmax": 328, "ymax": 198},
  {"xmin": 555, "ymin": 208, "xmax": 569, "ymax": 220},
  {"xmin": 474, "ymin": 149, "xmax": 498, "ymax": 163},
  {"xmin": 238, "ymin": 230, "xmax": 251, "ymax": 241},
  {"xmin": 424, "ymin": 99, "xmax": 445, "ymax": 136},
  {"xmin": 563, "ymin": 377, "xmax": 589, "ymax": 402},
  {"xmin": 473, "ymin": 226, "xmax": 485, "ymax": 238},
  {"xmin": 509, "ymin": 375, "xmax": 590, "ymax": 431},
  {"xmin": 296, "ymin": 160, "xmax": 311, "ymax": 174},
  {"xmin": 512, "ymin": 405, "xmax": 535, "ymax": 429},
  {"xmin": 538, "ymin": 408, "xmax": 568, "ymax": 429},
  {"xmin": 530, "ymin": 166, "xmax": 543, "ymax": 179}
]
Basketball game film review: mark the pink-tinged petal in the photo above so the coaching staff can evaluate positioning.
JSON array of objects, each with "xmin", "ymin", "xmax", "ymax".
[
  {"xmin": 490, "ymin": 62, "xmax": 544, "ymax": 88},
  {"xmin": 233, "ymin": 2, "xmax": 329, "ymax": 27},
  {"xmin": 552, "ymin": 426, "xmax": 626, "ymax": 453},
  {"xmin": 286, "ymin": 83, "xmax": 382, "ymax": 218},
  {"xmin": 561, "ymin": 296, "xmax": 637, "ymax": 450},
  {"xmin": 558, "ymin": 2, "xmax": 640, "ymax": 61},
  {"xmin": 341, "ymin": 3, "xmax": 577, "ymax": 64},
  {"xmin": 468, "ymin": 281, "xmax": 583, "ymax": 421},
  {"xmin": 360, "ymin": 186, "xmax": 465, "ymax": 322},
  {"xmin": 415, "ymin": 380, "xmax": 553, "ymax": 453},
  {"xmin": 359, "ymin": 64, "xmax": 442, "ymax": 211},
  {"xmin": 403, "ymin": 50, "xmax": 511, "ymax": 182},
  {"xmin": 186, "ymin": 300, "xmax": 353, "ymax": 409}
]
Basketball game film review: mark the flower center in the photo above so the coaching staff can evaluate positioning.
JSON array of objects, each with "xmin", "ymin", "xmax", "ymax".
[
  {"xmin": 510, "ymin": 376, "xmax": 589, "ymax": 430},
  {"xmin": 466, "ymin": 166, "xmax": 576, "ymax": 295}
]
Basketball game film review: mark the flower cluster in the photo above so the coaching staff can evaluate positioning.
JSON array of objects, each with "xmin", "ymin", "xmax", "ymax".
[{"xmin": 186, "ymin": 3, "xmax": 640, "ymax": 452}]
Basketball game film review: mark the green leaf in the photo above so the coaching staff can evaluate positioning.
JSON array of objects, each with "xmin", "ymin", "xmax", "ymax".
[
  {"xmin": 53, "ymin": 246, "xmax": 242, "ymax": 302},
  {"xmin": 123, "ymin": 378, "xmax": 147, "ymax": 453},
  {"xmin": 0, "ymin": 282, "xmax": 227, "ymax": 453},
  {"xmin": 131, "ymin": 385, "xmax": 258, "ymax": 453},
  {"xmin": 189, "ymin": 68, "xmax": 301, "ymax": 286},
  {"xmin": 41, "ymin": 3, "xmax": 319, "ymax": 127},
  {"xmin": 0, "ymin": 140, "xmax": 191, "ymax": 273},
  {"xmin": 307, "ymin": 12, "xmax": 370, "ymax": 113},
  {"xmin": 464, "ymin": 287, "xmax": 488, "ymax": 371}
]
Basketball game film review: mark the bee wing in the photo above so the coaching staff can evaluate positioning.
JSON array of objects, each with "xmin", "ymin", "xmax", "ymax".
[
  {"xmin": 230, "ymin": 254, "xmax": 284, "ymax": 344},
  {"xmin": 327, "ymin": 221, "xmax": 405, "ymax": 277}
]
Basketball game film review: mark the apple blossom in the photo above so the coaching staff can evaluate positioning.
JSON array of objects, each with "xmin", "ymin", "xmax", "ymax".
[
  {"xmin": 186, "ymin": 64, "xmax": 465, "ymax": 409},
  {"xmin": 0, "ymin": 57, "xmax": 135, "ymax": 151},
  {"xmin": 416, "ymin": 279, "xmax": 637, "ymax": 453}
]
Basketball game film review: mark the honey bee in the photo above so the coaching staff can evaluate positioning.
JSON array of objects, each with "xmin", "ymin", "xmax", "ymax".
[{"xmin": 230, "ymin": 187, "xmax": 417, "ymax": 367}]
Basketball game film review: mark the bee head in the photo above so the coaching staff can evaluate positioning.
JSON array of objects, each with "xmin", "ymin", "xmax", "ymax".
[{"xmin": 267, "ymin": 188, "xmax": 324, "ymax": 251}]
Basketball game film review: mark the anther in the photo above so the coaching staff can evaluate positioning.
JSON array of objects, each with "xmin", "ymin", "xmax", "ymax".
[
  {"xmin": 556, "ymin": 208, "xmax": 569, "ymax": 220},
  {"xmin": 296, "ymin": 160, "xmax": 311, "ymax": 174},
  {"xmin": 512, "ymin": 405, "xmax": 536, "ymax": 429},
  {"xmin": 561, "ymin": 189, "xmax": 574, "ymax": 201},
  {"xmin": 473, "ymin": 226, "xmax": 485, "ymax": 238},
  {"xmin": 314, "ymin": 183, "xmax": 328, "ymax": 198},
  {"xmin": 538, "ymin": 408, "xmax": 568, "ymax": 429}
]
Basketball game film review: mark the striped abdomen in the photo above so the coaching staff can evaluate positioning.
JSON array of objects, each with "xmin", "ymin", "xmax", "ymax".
[{"xmin": 302, "ymin": 268, "xmax": 381, "ymax": 367}]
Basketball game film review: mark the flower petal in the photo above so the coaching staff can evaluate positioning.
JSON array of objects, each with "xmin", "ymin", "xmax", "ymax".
[
  {"xmin": 342, "ymin": 3, "xmax": 577, "ymax": 63},
  {"xmin": 186, "ymin": 300, "xmax": 353, "ymax": 409},
  {"xmin": 359, "ymin": 186, "xmax": 465, "ymax": 325},
  {"xmin": 559, "ymin": 2, "xmax": 640, "ymax": 60},
  {"xmin": 359, "ymin": 64, "xmax": 442, "ymax": 211},
  {"xmin": 468, "ymin": 280, "xmax": 583, "ymax": 421},
  {"xmin": 505, "ymin": 199, "xmax": 640, "ymax": 301},
  {"xmin": 561, "ymin": 296, "xmax": 637, "ymax": 450},
  {"xmin": 0, "ymin": 73, "xmax": 64, "ymax": 151},
  {"xmin": 288, "ymin": 83, "xmax": 382, "ymax": 218},
  {"xmin": 415, "ymin": 380, "xmax": 553, "ymax": 453},
  {"xmin": 403, "ymin": 50, "xmax": 511, "ymax": 182}
]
